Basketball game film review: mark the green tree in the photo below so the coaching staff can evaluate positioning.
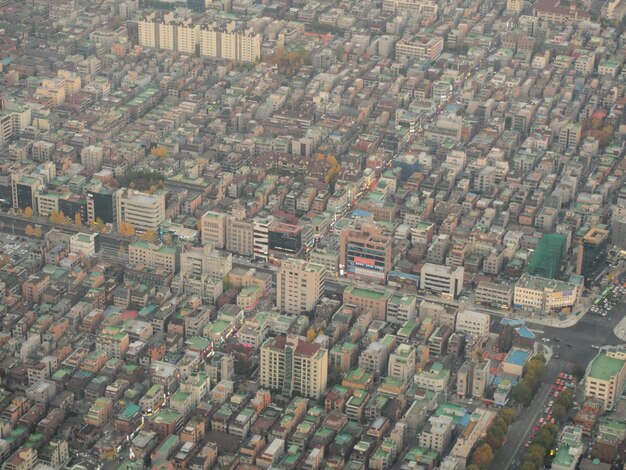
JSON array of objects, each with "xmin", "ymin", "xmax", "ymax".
[
  {"xmin": 534, "ymin": 427, "xmax": 556, "ymax": 450},
  {"xmin": 520, "ymin": 462, "xmax": 539, "ymax": 470},
  {"xmin": 513, "ymin": 381, "xmax": 532, "ymax": 404},
  {"xmin": 471, "ymin": 444, "xmax": 494, "ymax": 469},
  {"xmin": 523, "ymin": 444, "xmax": 546, "ymax": 468},
  {"xmin": 551, "ymin": 404, "xmax": 567, "ymax": 424},
  {"xmin": 501, "ymin": 408, "xmax": 518, "ymax": 425},
  {"xmin": 572, "ymin": 364, "xmax": 586, "ymax": 381}
]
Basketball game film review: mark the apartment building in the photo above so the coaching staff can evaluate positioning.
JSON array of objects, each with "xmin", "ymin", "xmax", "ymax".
[
  {"xmin": 115, "ymin": 189, "xmax": 165, "ymax": 232},
  {"xmin": 277, "ymin": 258, "xmax": 326, "ymax": 315},
  {"xmin": 260, "ymin": 335, "xmax": 328, "ymax": 399},
  {"xmin": 199, "ymin": 23, "xmax": 261, "ymax": 62}
]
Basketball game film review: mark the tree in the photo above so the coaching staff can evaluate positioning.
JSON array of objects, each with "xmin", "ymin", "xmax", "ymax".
[
  {"xmin": 24, "ymin": 207, "xmax": 33, "ymax": 218},
  {"xmin": 520, "ymin": 462, "xmax": 539, "ymax": 470},
  {"xmin": 572, "ymin": 364, "xmax": 586, "ymax": 381},
  {"xmin": 512, "ymin": 381, "xmax": 532, "ymax": 404},
  {"xmin": 94, "ymin": 218, "xmax": 106, "ymax": 233},
  {"xmin": 471, "ymin": 444, "xmax": 494, "ymax": 469},
  {"xmin": 119, "ymin": 222, "xmax": 136, "ymax": 237},
  {"xmin": 139, "ymin": 230, "xmax": 157, "ymax": 242},
  {"xmin": 551, "ymin": 404, "xmax": 567, "ymax": 424},
  {"xmin": 151, "ymin": 146, "xmax": 168, "ymax": 158},
  {"xmin": 25, "ymin": 225, "xmax": 34, "ymax": 236},
  {"xmin": 523, "ymin": 444, "xmax": 546, "ymax": 468},
  {"xmin": 74, "ymin": 213, "xmax": 82, "ymax": 227},
  {"xmin": 306, "ymin": 327, "xmax": 317, "ymax": 342},
  {"xmin": 500, "ymin": 408, "xmax": 518, "ymax": 425},
  {"xmin": 534, "ymin": 426, "xmax": 556, "ymax": 450},
  {"xmin": 485, "ymin": 428, "xmax": 504, "ymax": 449},
  {"xmin": 33, "ymin": 226, "xmax": 43, "ymax": 238}
]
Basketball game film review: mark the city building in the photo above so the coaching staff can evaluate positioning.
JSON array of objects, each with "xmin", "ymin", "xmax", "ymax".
[
  {"xmin": 577, "ymin": 226, "xmax": 609, "ymax": 282},
  {"xmin": 584, "ymin": 347, "xmax": 626, "ymax": 411},
  {"xmin": 340, "ymin": 222, "xmax": 393, "ymax": 282},
  {"xmin": 277, "ymin": 258, "xmax": 326, "ymax": 315},
  {"xmin": 260, "ymin": 335, "xmax": 328, "ymax": 399},
  {"xmin": 420, "ymin": 264, "xmax": 464, "ymax": 298},
  {"xmin": 115, "ymin": 189, "xmax": 166, "ymax": 232}
]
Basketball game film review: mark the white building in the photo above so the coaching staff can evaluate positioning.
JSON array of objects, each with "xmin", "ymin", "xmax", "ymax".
[
  {"xmin": 420, "ymin": 263, "xmax": 464, "ymax": 298},
  {"xmin": 69, "ymin": 232, "xmax": 99, "ymax": 257},
  {"xmin": 455, "ymin": 310, "xmax": 490, "ymax": 343},
  {"xmin": 115, "ymin": 189, "xmax": 165, "ymax": 232},
  {"xmin": 277, "ymin": 258, "xmax": 326, "ymax": 315}
]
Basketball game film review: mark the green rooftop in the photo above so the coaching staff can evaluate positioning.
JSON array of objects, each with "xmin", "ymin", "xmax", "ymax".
[{"xmin": 589, "ymin": 350, "xmax": 626, "ymax": 381}]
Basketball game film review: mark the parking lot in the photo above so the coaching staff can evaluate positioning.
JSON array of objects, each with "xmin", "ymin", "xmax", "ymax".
[
  {"xmin": 589, "ymin": 282, "xmax": 626, "ymax": 320},
  {"xmin": 524, "ymin": 372, "xmax": 578, "ymax": 448}
]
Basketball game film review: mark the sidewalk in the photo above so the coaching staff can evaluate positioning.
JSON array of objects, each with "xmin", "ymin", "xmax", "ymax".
[
  {"xmin": 471, "ymin": 299, "xmax": 589, "ymax": 329},
  {"xmin": 614, "ymin": 316, "xmax": 626, "ymax": 341}
]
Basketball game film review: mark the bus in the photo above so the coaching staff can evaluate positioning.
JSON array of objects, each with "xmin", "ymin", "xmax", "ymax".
[
  {"xmin": 593, "ymin": 297, "xmax": 603, "ymax": 306},
  {"xmin": 601, "ymin": 287, "xmax": 612, "ymax": 298}
]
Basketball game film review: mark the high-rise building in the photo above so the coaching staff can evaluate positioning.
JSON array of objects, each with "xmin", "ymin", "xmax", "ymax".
[
  {"xmin": 176, "ymin": 20, "xmax": 199, "ymax": 55},
  {"xmin": 199, "ymin": 23, "xmax": 261, "ymax": 62},
  {"xmin": 260, "ymin": 335, "xmax": 328, "ymax": 399},
  {"xmin": 87, "ymin": 186, "xmax": 116, "ymax": 225},
  {"xmin": 277, "ymin": 258, "xmax": 326, "ymax": 315},
  {"xmin": 340, "ymin": 222, "xmax": 392, "ymax": 282},
  {"xmin": 253, "ymin": 215, "xmax": 275, "ymax": 261},
  {"xmin": 576, "ymin": 226, "xmax": 609, "ymax": 282},
  {"xmin": 138, "ymin": 14, "xmax": 159, "ymax": 48},
  {"xmin": 0, "ymin": 98, "xmax": 32, "ymax": 145},
  {"xmin": 115, "ymin": 189, "xmax": 165, "ymax": 232},
  {"xmin": 11, "ymin": 173, "xmax": 43, "ymax": 210}
]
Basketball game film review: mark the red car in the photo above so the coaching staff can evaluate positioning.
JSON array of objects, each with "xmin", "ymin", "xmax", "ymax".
[
  {"xmin": 533, "ymin": 426, "xmax": 539, "ymax": 431},
  {"xmin": 552, "ymin": 385, "xmax": 557, "ymax": 389},
  {"xmin": 525, "ymin": 441, "xmax": 531, "ymax": 448}
]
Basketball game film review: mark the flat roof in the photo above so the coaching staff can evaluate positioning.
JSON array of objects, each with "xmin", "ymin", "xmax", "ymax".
[{"xmin": 589, "ymin": 350, "xmax": 625, "ymax": 381}]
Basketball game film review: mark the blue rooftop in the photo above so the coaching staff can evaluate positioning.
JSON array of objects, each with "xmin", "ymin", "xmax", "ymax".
[
  {"xmin": 504, "ymin": 349, "xmax": 530, "ymax": 366},
  {"xmin": 500, "ymin": 318, "xmax": 524, "ymax": 326},
  {"xmin": 352, "ymin": 209, "xmax": 373, "ymax": 218},
  {"xmin": 516, "ymin": 326, "xmax": 535, "ymax": 339}
]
